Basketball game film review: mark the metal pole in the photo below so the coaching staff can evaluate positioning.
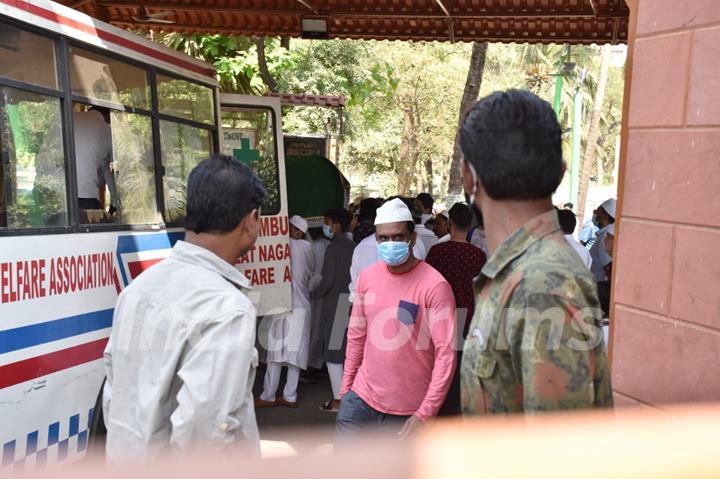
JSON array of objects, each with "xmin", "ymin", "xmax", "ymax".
[
  {"xmin": 334, "ymin": 106, "xmax": 342, "ymax": 167},
  {"xmin": 553, "ymin": 74, "xmax": 563, "ymax": 118}
]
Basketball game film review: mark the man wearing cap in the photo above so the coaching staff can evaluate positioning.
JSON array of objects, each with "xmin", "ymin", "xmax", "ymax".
[
  {"xmin": 589, "ymin": 198, "xmax": 616, "ymax": 281},
  {"xmin": 458, "ymin": 90, "xmax": 612, "ymax": 415},
  {"xmin": 256, "ymin": 215, "xmax": 315, "ymax": 408},
  {"xmin": 337, "ymin": 198, "xmax": 457, "ymax": 438},
  {"xmin": 434, "ymin": 209, "xmax": 451, "ymax": 244}
]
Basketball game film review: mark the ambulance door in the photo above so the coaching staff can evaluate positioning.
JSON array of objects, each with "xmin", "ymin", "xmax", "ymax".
[{"xmin": 218, "ymin": 94, "xmax": 291, "ymax": 316}]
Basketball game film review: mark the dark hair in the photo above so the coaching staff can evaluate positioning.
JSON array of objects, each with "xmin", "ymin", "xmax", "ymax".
[
  {"xmin": 324, "ymin": 208, "xmax": 352, "ymax": 232},
  {"xmin": 416, "ymin": 192, "xmax": 434, "ymax": 210},
  {"xmin": 185, "ymin": 154, "xmax": 265, "ymax": 234},
  {"xmin": 358, "ymin": 198, "xmax": 380, "ymax": 222},
  {"xmin": 556, "ymin": 208, "xmax": 577, "ymax": 235},
  {"xmin": 460, "ymin": 89, "xmax": 564, "ymax": 200},
  {"xmin": 448, "ymin": 202, "xmax": 472, "ymax": 230}
]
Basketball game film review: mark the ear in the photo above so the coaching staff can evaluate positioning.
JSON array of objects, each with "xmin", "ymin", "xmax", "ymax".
[
  {"xmin": 410, "ymin": 231, "xmax": 417, "ymax": 248},
  {"xmin": 240, "ymin": 208, "xmax": 260, "ymax": 232},
  {"xmin": 461, "ymin": 160, "xmax": 475, "ymax": 195}
]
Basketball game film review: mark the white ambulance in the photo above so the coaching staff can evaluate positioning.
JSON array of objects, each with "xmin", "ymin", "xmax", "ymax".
[{"xmin": 0, "ymin": 0, "xmax": 291, "ymax": 471}]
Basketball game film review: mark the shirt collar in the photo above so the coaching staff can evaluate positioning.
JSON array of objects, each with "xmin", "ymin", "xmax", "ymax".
[
  {"xmin": 596, "ymin": 224, "xmax": 613, "ymax": 235},
  {"xmin": 171, "ymin": 240, "xmax": 251, "ymax": 290},
  {"xmin": 481, "ymin": 209, "xmax": 562, "ymax": 279}
]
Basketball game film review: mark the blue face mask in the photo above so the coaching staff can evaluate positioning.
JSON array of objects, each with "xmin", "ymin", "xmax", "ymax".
[
  {"xmin": 377, "ymin": 241, "xmax": 410, "ymax": 266},
  {"xmin": 322, "ymin": 224, "xmax": 334, "ymax": 239}
]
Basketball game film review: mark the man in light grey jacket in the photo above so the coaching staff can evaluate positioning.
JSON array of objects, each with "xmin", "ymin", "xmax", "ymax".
[{"xmin": 103, "ymin": 155, "xmax": 265, "ymax": 462}]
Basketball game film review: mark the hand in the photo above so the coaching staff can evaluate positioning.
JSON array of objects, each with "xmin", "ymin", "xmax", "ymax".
[{"xmin": 397, "ymin": 415, "xmax": 423, "ymax": 440}]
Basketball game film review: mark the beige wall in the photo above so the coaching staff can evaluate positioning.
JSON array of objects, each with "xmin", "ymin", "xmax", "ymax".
[{"xmin": 611, "ymin": 0, "xmax": 720, "ymax": 407}]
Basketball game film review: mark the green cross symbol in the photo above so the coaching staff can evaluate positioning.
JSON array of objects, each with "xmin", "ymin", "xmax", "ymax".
[{"xmin": 232, "ymin": 138, "xmax": 260, "ymax": 166}]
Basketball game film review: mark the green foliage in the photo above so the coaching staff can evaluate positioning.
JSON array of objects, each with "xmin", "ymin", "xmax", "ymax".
[
  {"xmin": 152, "ymin": 30, "xmax": 626, "ymax": 201},
  {"xmin": 155, "ymin": 33, "xmax": 294, "ymax": 94}
]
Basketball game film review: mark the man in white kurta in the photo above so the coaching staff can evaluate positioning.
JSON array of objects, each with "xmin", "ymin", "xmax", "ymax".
[
  {"xmin": 257, "ymin": 216, "xmax": 315, "ymax": 407},
  {"xmin": 590, "ymin": 198, "xmax": 616, "ymax": 280}
]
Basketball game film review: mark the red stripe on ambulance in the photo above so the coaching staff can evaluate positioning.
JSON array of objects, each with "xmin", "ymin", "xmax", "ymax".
[
  {"xmin": 0, "ymin": 0, "xmax": 215, "ymax": 77},
  {"xmin": 0, "ymin": 338, "xmax": 108, "ymax": 389}
]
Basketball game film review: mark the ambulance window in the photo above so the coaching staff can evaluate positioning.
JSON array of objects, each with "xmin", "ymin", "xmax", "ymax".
[
  {"xmin": 159, "ymin": 120, "xmax": 212, "ymax": 224},
  {"xmin": 110, "ymin": 111, "xmax": 158, "ymax": 224},
  {"xmin": 157, "ymin": 74, "xmax": 214, "ymax": 125},
  {"xmin": 0, "ymin": 87, "xmax": 67, "ymax": 228},
  {"xmin": 69, "ymin": 47, "xmax": 149, "ymax": 110},
  {"xmin": 220, "ymin": 107, "xmax": 280, "ymax": 215},
  {"xmin": 0, "ymin": 24, "xmax": 58, "ymax": 90}
]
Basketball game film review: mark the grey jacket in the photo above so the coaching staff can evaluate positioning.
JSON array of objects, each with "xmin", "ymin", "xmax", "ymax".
[
  {"xmin": 312, "ymin": 234, "xmax": 355, "ymax": 363},
  {"xmin": 104, "ymin": 241, "xmax": 259, "ymax": 462}
]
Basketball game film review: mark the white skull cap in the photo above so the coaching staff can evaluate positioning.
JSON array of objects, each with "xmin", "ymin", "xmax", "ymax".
[
  {"xmin": 374, "ymin": 198, "xmax": 413, "ymax": 225},
  {"xmin": 289, "ymin": 215, "xmax": 308, "ymax": 233},
  {"xmin": 600, "ymin": 198, "xmax": 616, "ymax": 219}
]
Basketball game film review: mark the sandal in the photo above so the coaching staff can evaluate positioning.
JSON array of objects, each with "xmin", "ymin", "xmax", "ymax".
[
  {"xmin": 319, "ymin": 399, "xmax": 340, "ymax": 413},
  {"xmin": 277, "ymin": 397, "xmax": 299, "ymax": 409}
]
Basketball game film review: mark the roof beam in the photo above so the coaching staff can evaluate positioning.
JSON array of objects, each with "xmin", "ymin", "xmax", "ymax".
[
  {"xmin": 69, "ymin": 0, "xmax": 93, "ymax": 8},
  {"xmin": 93, "ymin": 1, "xmax": 626, "ymax": 19}
]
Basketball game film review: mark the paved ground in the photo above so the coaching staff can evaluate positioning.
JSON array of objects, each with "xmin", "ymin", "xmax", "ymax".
[{"xmin": 252, "ymin": 366, "xmax": 336, "ymax": 457}]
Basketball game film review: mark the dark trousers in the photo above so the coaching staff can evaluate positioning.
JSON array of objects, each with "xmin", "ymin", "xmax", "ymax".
[
  {"xmin": 78, "ymin": 198, "xmax": 102, "ymax": 210},
  {"xmin": 336, "ymin": 390, "xmax": 409, "ymax": 439},
  {"xmin": 438, "ymin": 350, "xmax": 462, "ymax": 416}
]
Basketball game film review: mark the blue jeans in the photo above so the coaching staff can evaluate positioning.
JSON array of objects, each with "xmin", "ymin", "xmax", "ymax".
[{"xmin": 335, "ymin": 390, "xmax": 409, "ymax": 439}]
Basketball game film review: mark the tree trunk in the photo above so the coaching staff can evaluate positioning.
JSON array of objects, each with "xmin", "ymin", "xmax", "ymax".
[
  {"xmin": 577, "ymin": 44, "xmax": 611, "ymax": 226},
  {"xmin": 254, "ymin": 37, "xmax": 278, "ymax": 92},
  {"xmin": 280, "ymin": 37, "xmax": 290, "ymax": 50},
  {"xmin": 596, "ymin": 155, "xmax": 605, "ymax": 186},
  {"xmin": 424, "ymin": 158, "xmax": 434, "ymax": 196},
  {"xmin": 397, "ymin": 108, "xmax": 417, "ymax": 196},
  {"xmin": 446, "ymin": 41, "xmax": 488, "ymax": 205}
]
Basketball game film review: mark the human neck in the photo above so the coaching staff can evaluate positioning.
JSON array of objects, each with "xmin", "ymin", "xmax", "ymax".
[
  {"xmin": 388, "ymin": 254, "xmax": 419, "ymax": 274},
  {"xmin": 450, "ymin": 228, "xmax": 469, "ymax": 242},
  {"xmin": 184, "ymin": 231, "xmax": 242, "ymax": 265},
  {"xmin": 481, "ymin": 198, "xmax": 553, "ymax": 256}
]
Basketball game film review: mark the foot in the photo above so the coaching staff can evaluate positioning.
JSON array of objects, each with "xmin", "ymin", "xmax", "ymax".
[
  {"xmin": 254, "ymin": 397, "xmax": 278, "ymax": 409},
  {"xmin": 277, "ymin": 397, "xmax": 299, "ymax": 408},
  {"xmin": 319, "ymin": 399, "xmax": 340, "ymax": 413}
]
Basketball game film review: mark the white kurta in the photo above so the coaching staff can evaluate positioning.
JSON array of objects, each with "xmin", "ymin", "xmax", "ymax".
[
  {"xmin": 415, "ymin": 224, "xmax": 438, "ymax": 252},
  {"xmin": 590, "ymin": 224, "xmax": 613, "ymax": 280},
  {"xmin": 265, "ymin": 238, "xmax": 315, "ymax": 369},
  {"xmin": 564, "ymin": 234, "xmax": 593, "ymax": 270}
]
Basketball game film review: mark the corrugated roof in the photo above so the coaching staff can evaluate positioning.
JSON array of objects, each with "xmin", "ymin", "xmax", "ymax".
[{"xmin": 60, "ymin": 0, "xmax": 629, "ymax": 44}]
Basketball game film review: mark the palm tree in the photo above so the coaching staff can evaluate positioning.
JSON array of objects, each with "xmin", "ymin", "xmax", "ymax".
[{"xmin": 577, "ymin": 44, "xmax": 612, "ymax": 226}]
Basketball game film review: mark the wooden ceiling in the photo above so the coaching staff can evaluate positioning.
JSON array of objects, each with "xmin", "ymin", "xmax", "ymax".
[{"xmin": 61, "ymin": 0, "xmax": 630, "ymax": 44}]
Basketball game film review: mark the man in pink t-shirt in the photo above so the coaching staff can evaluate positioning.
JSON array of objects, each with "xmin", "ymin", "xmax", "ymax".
[{"xmin": 337, "ymin": 198, "xmax": 457, "ymax": 439}]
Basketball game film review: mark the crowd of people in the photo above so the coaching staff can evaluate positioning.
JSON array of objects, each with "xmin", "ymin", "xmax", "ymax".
[{"xmin": 102, "ymin": 89, "xmax": 616, "ymax": 462}]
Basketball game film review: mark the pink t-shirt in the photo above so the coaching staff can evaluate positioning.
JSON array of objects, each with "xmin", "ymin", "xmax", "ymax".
[{"xmin": 341, "ymin": 260, "xmax": 457, "ymax": 421}]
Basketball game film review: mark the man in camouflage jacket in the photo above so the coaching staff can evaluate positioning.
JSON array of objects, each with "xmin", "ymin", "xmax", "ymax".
[{"xmin": 458, "ymin": 90, "xmax": 613, "ymax": 414}]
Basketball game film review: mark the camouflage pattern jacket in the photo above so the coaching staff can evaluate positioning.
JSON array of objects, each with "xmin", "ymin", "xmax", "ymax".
[{"xmin": 461, "ymin": 209, "xmax": 613, "ymax": 414}]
